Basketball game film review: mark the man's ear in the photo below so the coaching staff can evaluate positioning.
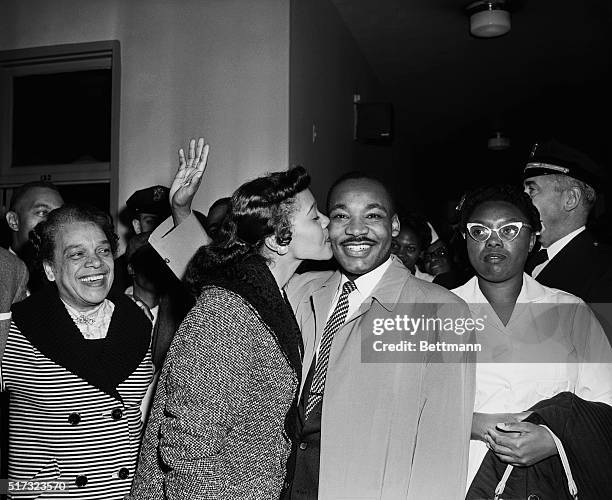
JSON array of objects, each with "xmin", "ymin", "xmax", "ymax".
[
  {"xmin": 43, "ymin": 261, "xmax": 56, "ymax": 282},
  {"xmin": 131, "ymin": 218, "xmax": 142, "ymax": 234},
  {"xmin": 564, "ymin": 186, "xmax": 581, "ymax": 212},
  {"xmin": 391, "ymin": 214, "xmax": 400, "ymax": 238},
  {"xmin": 264, "ymin": 234, "xmax": 289, "ymax": 256},
  {"xmin": 528, "ymin": 232, "xmax": 537, "ymax": 253},
  {"xmin": 6, "ymin": 211, "xmax": 19, "ymax": 232}
]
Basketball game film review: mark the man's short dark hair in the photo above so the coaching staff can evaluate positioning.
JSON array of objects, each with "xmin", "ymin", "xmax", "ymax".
[
  {"xmin": 9, "ymin": 181, "xmax": 61, "ymax": 211},
  {"xmin": 326, "ymin": 171, "xmax": 396, "ymax": 214}
]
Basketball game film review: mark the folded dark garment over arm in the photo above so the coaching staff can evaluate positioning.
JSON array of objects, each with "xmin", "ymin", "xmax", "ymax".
[{"xmin": 467, "ymin": 392, "xmax": 612, "ymax": 500}]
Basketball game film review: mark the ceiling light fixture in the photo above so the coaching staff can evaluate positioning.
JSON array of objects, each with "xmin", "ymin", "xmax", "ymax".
[
  {"xmin": 467, "ymin": 0, "xmax": 511, "ymax": 38},
  {"xmin": 488, "ymin": 131, "xmax": 511, "ymax": 150}
]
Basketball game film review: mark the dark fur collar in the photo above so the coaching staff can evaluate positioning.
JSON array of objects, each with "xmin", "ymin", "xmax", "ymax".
[
  {"xmin": 11, "ymin": 285, "xmax": 151, "ymax": 401},
  {"xmin": 201, "ymin": 255, "xmax": 303, "ymax": 380}
]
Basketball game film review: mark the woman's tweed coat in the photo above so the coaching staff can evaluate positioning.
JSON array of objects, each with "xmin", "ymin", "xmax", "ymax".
[{"xmin": 129, "ymin": 256, "xmax": 301, "ymax": 499}]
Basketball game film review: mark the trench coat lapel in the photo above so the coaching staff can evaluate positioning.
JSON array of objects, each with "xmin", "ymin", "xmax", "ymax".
[
  {"xmin": 351, "ymin": 257, "xmax": 407, "ymax": 321},
  {"xmin": 328, "ymin": 257, "xmax": 408, "ymax": 358},
  {"xmin": 299, "ymin": 271, "xmax": 342, "ymax": 396}
]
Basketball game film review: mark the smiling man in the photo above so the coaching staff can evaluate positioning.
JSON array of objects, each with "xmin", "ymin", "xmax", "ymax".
[
  {"xmin": 145, "ymin": 146, "xmax": 476, "ymax": 499},
  {"xmin": 329, "ymin": 175, "xmax": 400, "ymax": 277},
  {"xmin": 284, "ymin": 172, "xmax": 475, "ymax": 499}
]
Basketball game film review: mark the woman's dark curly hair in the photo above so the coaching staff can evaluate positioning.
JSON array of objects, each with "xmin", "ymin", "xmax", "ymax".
[
  {"xmin": 30, "ymin": 204, "xmax": 119, "ymax": 269},
  {"xmin": 458, "ymin": 184, "xmax": 542, "ymax": 234},
  {"xmin": 186, "ymin": 166, "xmax": 311, "ymax": 294}
]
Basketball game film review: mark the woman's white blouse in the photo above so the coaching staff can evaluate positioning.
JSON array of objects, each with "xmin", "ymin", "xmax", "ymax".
[{"xmin": 452, "ymin": 273, "xmax": 612, "ymax": 487}]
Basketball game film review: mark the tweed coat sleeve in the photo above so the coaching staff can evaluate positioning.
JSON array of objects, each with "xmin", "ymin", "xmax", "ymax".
[{"xmin": 130, "ymin": 288, "xmax": 279, "ymax": 499}]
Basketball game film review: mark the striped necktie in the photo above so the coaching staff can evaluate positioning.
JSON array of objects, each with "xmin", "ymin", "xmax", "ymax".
[{"xmin": 305, "ymin": 280, "xmax": 357, "ymax": 419}]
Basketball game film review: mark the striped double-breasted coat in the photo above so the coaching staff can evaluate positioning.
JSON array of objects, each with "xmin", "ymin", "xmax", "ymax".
[{"xmin": 1, "ymin": 286, "xmax": 153, "ymax": 499}]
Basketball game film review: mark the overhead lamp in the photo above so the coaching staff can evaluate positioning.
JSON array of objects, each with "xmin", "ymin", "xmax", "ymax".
[
  {"xmin": 488, "ymin": 131, "xmax": 510, "ymax": 150},
  {"xmin": 467, "ymin": 0, "xmax": 511, "ymax": 38}
]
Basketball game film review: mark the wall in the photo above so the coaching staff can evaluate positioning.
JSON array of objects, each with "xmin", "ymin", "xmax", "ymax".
[
  {"xmin": 0, "ymin": 0, "xmax": 290, "ymax": 244},
  {"xmin": 289, "ymin": 0, "xmax": 391, "ymax": 207}
]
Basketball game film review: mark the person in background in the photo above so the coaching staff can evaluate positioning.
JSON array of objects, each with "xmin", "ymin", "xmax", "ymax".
[
  {"xmin": 449, "ymin": 185, "xmax": 612, "ymax": 497},
  {"xmin": 421, "ymin": 239, "xmax": 468, "ymax": 289},
  {"xmin": 422, "ymin": 239, "xmax": 451, "ymax": 276},
  {"xmin": 4, "ymin": 181, "xmax": 64, "ymax": 258},
  {"xmin": 4, "ymin": 181, "xmax": 64, "ymax": 293},
  {"xmin": 129, "ymin": 163, "xmax": 332, "ymax": 499},
  {"xmin": 112, "ymin": 186, "xmax": 171, "ymax": 295},
  {"xmin": 523, "ymin": 140, "xmax": 612, "ymax": 304},
  {"xmin": 126, "ymin": 186, "xmax": 171, "ymax": 235},
  {"xmin": 1, "ymin": 204, "xmax": 154, "ymax": 499},
  {"xmin": 390, "ymin": 211, "xmax": 434, "ymax": 281},
  {"xmin": 204, "ymin": 197, "xmax": 231, "ymax": 238}
]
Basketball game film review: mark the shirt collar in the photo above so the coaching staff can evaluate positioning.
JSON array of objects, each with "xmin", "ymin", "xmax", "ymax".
[
  {"xmin": 543, "ymin": 225, "xmax": 585, "ymax": 260},
  {"xmin": 462, "ymin": 273, "xmax": 550, "ymax": 304},
  {"xmin": 340, "ymin": 256, "xmax": 393, "ymax": 298},
  {"xmin": 516, "ymin": 272, "xmax": 550, "ymax": 302}
]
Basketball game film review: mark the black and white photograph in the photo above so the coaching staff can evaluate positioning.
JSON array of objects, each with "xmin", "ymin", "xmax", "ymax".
[{"xmin": 1, "ymin": 1, "xmax": 611, "ymax": 499}]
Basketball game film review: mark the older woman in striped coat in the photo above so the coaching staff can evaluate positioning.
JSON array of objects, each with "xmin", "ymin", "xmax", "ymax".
[{"xmin": 0, "ymin": 205, "xmax": 154, "ymax": 499}]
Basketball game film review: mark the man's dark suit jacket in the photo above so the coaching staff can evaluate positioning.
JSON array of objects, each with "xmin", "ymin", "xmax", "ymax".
[
  {"xmin": 534, "ymin": 230, "xmax": 612, "ymax": 304},
  {"xmin": 532, "ymin": 230, "xmax": 612, "ymax": 343}
]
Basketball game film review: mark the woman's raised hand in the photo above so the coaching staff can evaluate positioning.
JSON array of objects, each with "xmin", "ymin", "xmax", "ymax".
[{"xmin": 170, "ymin": 137, "xmax": 210, "ymax": 225}]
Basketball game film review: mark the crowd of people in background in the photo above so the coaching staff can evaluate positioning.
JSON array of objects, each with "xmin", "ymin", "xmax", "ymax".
[{"xmin": 0, "ymin": 137, "xmax": 611, "ymax": 499}]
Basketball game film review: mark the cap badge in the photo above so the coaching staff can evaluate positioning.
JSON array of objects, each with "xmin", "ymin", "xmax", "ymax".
[{"xmin": 153, "ymin": 186, "xmax": 165, "ymax": 202}]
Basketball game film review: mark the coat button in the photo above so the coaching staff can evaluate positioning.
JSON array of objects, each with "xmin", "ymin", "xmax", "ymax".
[
  {"xmin": 118, "ymin": 467, "xmax": 130, "ymax": 479},
  {"xmin": 164, "ymin": 257, "xmax": 170, "ymax": 263},
  {"xmin": 299, "ymin": 442, "xmax": 308, "ymax": 450},
  {"xmin": 111, "ymin": 408, "xmax": 123, "ymax": 420},
  {"xmin": 68, "ymin": 412, "xmax": 81, "ymax": 425},
  {"xmin": 75, "ymin": 475, "xmax": 88, "ymax": 487},
  {"xmin": 527, "ymin": 495, "xmax": 540, "ymax": 500}
]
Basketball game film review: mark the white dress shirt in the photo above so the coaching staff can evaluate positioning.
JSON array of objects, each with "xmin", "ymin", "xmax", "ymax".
[
  {"xmin": 414, "ymin": 268, "xmax": 435, "ymax": 282},
  {"xmin": 532, "ymin": 225, "xmax": 586, "ymax": 278},
  {"xmin": 317, "ymin": 257, "xmax": 393, "ymax": 354},
  {"xmin": 452, "ymin": 273, "xmax": 612, "ymax": 488}
]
